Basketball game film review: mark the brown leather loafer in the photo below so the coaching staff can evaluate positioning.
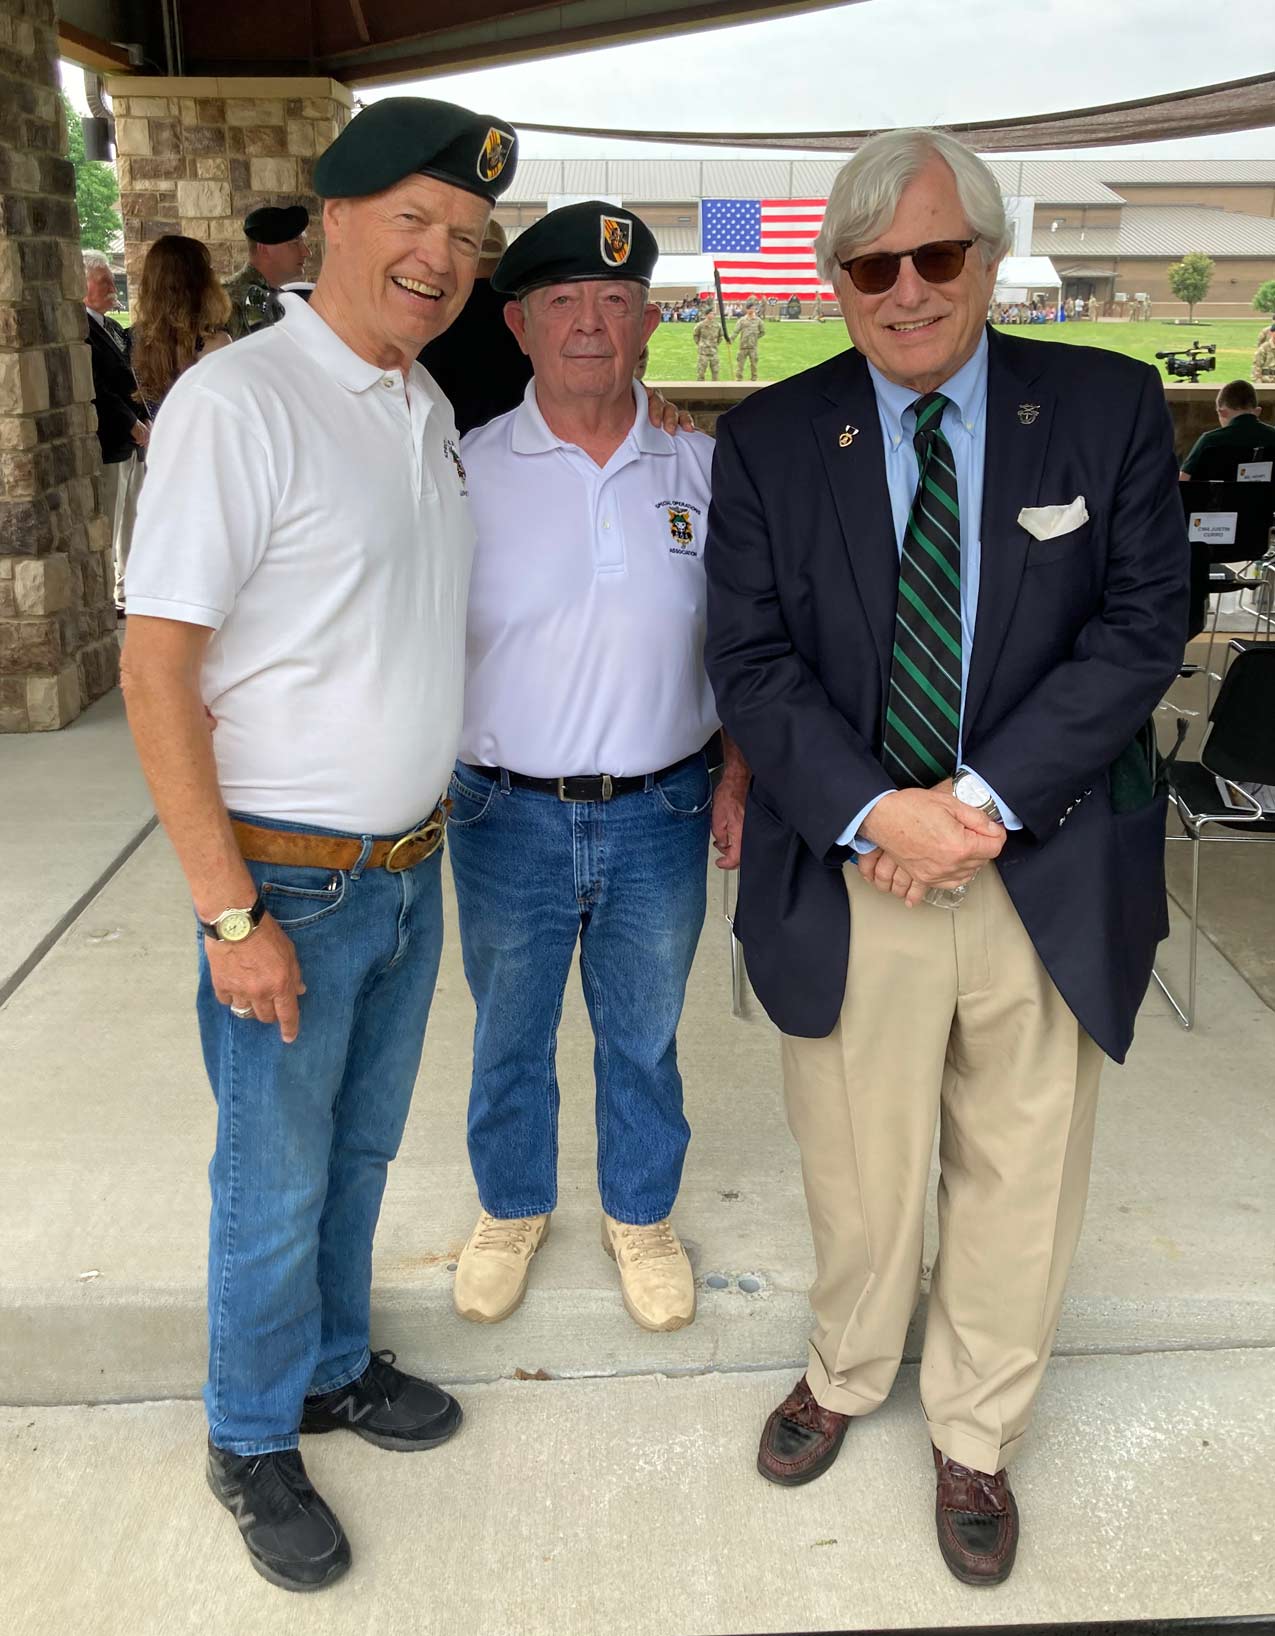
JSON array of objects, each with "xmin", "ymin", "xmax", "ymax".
[
  {"xmin": 932, "ymin": 1444, "xmax": 1019, "ymax": 1585},
  {"xmin": 756, "ymin": 1375, "xmax": 851, "ymax": 1487}
]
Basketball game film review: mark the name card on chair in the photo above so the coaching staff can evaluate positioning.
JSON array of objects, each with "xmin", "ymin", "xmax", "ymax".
[
  {"xmin": 1188, "ymin": 512, "xmax": 1238, "ymax": 545},
  {"xmin": 1237, "ymin": 462, "xmax": 1273, "ymax": 484}
]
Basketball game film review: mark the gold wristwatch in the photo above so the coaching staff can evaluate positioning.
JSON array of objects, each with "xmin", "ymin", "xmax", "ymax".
[{"xmin": 199, "ymin": 893, "xmax": 266, "ymax": 943}]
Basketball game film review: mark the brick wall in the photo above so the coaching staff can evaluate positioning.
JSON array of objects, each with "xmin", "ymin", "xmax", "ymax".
[
  {"xmin": 104, "ymin": 77, "xmax": 353, "ymax": 288},
  {"xmin": 0, "ymin": 0, "xmax": 117, "ymax": 732}
]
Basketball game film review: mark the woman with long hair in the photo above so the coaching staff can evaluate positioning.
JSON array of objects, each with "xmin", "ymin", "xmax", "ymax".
[{"xmin": 131, "ymin": 234, "xmax": 232, "ymax": 413}]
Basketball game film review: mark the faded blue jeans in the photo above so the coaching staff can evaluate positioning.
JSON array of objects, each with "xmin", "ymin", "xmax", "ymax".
[
  {"xmin": 196, "ymin": 812, "xmax": 444, "ymax": 1456},
  {"xmin": 446, "ymin": 755, "xmax": 712, "ymax": 1226}
]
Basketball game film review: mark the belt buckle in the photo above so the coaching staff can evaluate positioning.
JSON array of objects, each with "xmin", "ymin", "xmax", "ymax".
[
  {"xmin": 385, "ymin": 807, "xmax": 446, "ymax": 872},
  {"xmin": 556, "ymin": 774, "xmax": 613, "ymax": 803}
]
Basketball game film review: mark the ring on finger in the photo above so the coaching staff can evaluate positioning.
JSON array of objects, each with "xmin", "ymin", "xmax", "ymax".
[{"xmin": 230, "ymin": 1003, "xmax": 254, "ymax": 1018}]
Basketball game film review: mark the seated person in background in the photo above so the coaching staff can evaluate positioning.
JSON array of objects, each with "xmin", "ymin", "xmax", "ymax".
[
  {"xmin": 130, "ymin": 235, "xmax": 232, "ymax": 417},
  {"xmin": 1179, "ymin": 378, "xmax": 1275, "ymax": 481}
]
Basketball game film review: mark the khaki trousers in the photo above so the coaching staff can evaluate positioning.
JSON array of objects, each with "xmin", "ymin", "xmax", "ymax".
[
  {"xmin": 101, "ymin": 452, "xmax": 144, "ymax": 605},
  {"xmin": 780, "ymin": 860, "xmax": 1104, "ymax": 1474}
]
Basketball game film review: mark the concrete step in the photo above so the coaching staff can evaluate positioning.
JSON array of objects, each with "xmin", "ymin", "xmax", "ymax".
[
  {"xmin": 5, "ymin": 1351, "xmax": 1273, "ymax": 1635},
  {"xmin": 2, "ymin": 826, "xmax": 1273, "ymax": 1405}
]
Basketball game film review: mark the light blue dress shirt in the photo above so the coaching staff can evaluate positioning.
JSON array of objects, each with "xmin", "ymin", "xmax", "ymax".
[{"xmin": 840, "ymin": 332, "xmax": 1021, "ymax": 850}]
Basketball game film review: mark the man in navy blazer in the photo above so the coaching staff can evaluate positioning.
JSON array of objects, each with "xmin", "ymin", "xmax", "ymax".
[{"xmin": 704, "ymin": 130, "xmax": 1186, "ymax": 1585}]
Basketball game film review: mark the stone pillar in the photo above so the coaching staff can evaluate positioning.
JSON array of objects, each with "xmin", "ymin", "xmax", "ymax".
[
  {"xmin": 0, "ymin": 0, "xmax": 117, "ymax": 732},
  {"xmin": 104, "ymin": 77, "xmax": 353, "ymax": 289}
]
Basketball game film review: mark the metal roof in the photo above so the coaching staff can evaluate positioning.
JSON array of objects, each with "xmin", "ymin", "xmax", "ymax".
[
  {"xmin": 985, "ymin": 160, "xmax": 1123, "ymax": 204},
  {"xmin": 1083, "ymin": 160, "xmax": 1275, "ymax": 185},
  {"xmin": 1033, "ymin": 205, "xmax": 1275, "ymax": 259}
]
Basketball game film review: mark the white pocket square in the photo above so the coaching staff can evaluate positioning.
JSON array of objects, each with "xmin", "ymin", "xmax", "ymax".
[{"xmin": 1017, "ymin": 497, "xmax": 1088, "ymax": 541}]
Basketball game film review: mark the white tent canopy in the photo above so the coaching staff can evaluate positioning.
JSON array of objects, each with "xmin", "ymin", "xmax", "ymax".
[
  {"xmin": 994, "ymin": 255, "xmax": 1062, "ymax": 298},
  {"xmin": 652, "ymin": 253, "xmax": 714, "ymax": 291}
]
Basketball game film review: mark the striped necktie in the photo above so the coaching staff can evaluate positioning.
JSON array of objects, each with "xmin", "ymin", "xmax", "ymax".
[{"xmin": 881, "ymin": 391, "xmax": 963, "ymax": 789}]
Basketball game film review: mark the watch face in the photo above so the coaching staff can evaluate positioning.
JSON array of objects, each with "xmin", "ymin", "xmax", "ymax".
[
  {"xmin": 955, "ymin": 772, "xmax": 992, "ymax": 809},
  {"xmin": 218, "ymin": 909, "xmax": 254, "ymax": 943}
]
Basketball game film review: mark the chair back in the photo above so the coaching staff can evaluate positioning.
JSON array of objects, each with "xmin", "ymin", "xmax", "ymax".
[
  {"xmin": 1203, "ymin": 646, "xmax": 1275, "ymax": 785},
  {"xmin": 1188, "ymin": 442, "xmax": 1274, "ymax": 485},
  {"xmin": 1179, "ymin": 480, "xmax": 1274, "ymax": 564}
]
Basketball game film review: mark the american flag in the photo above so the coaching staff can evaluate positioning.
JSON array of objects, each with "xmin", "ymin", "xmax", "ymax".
[{"xmin": 700, "ymin": 198, "xmax": 834, "ymax": 302}]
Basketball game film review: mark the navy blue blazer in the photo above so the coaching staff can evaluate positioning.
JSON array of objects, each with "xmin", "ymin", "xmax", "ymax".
[{"xmin": 704, "ymin": 328, "xmax": 1188, "ymax": 1063}]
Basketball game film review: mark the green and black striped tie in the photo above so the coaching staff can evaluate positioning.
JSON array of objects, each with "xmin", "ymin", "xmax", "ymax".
[{"xmin": 881, "ymin": 391, "xmax": 963, "ymax": 789}]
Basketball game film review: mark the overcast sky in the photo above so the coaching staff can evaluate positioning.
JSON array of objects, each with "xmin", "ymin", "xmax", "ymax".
[{"xmin": 359, "ymin": 0, "xmax": 1275, "ymax": 162}]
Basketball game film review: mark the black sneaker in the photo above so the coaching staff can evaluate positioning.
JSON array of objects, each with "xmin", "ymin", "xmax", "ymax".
[
  {"xmin": 206, "ymin": 1440, "xmax": 350, "ymax": 1593},
  {"xmin": 300, "ymin": 1349, "xmax": 462, "ymax": 1451}
]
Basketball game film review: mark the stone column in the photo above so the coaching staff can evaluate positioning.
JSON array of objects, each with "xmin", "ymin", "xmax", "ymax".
[
  {"xmin": 104, "ymin": 77, "xmax": 353, "ymax": 289},
  {"xmin": 1, "ymin": 0, "xmax": 117, "ymax": 732}
]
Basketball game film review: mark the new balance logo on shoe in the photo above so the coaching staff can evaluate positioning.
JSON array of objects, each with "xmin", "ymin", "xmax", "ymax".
[{"xmin": 330, "ymin": 1395, "xmax": 374, "ymax": 1424}]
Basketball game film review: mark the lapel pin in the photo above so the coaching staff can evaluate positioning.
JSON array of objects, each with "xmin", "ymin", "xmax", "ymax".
[
  {"xmin": 838, "ymin": 424, "xmax": 859, "ymax": 448},
  {"xmin": 1018, "ymin": 403, "xmax": 1041, "ymax": 425}
]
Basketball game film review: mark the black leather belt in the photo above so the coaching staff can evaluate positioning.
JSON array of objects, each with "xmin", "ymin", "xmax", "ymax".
[{"xmin": 468, "ymin": 734, "xmax": 721, "ymax": 804}]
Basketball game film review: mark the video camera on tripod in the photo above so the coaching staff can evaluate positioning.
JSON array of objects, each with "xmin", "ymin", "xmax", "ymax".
[{"xmin": 1155, "ymin": 341, "xmax": 1216, "ymax": 383}]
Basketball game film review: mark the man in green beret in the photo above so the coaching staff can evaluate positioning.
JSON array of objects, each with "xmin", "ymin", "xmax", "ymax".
[
  {"xmin": 223, "ymin": 205, "xmax": 311, "ymax": 340},
  {"xmin": 121, "ymin": 96, "xmax": 517, "ymax": 1594},
  {"xmin": 446, "ymin": 201, "xmax": 748, "ymax": 1338}
]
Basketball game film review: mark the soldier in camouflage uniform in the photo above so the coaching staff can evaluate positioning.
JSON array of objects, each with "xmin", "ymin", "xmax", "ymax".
[
  {"xmin": 693, "ymin": 309, "xmax": 722, "ymax": 380},
  {"xmin": 735, "ymin": 303, "xmax": 765, "ymax": 381},
  {"xmin": 223, "ymin": 205, "xmax": 309, "ymax": 341},
  {"xmin": 1253, "ymin": 327, "xmax": 1275, "ymax": 385}
]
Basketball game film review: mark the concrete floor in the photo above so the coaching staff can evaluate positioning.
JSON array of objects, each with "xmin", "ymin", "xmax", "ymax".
[{"xmin": 2, "ymin": 690, "xmax": 1274, "ymax": 1630}]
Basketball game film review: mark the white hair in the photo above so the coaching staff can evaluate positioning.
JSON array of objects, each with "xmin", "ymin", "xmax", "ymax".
[
  {"xmin": 82, "ymin": 249, "xmax": 111, "ymax": 274},
  {"xmin": 814, "ymin": 129, "xmax": 1011, "ymax": 283}
]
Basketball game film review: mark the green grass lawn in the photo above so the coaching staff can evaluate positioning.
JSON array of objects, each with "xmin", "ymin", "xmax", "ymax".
[{"xmin": 646, "ymin": 317, "xmax": 1266, "ymax": 384}]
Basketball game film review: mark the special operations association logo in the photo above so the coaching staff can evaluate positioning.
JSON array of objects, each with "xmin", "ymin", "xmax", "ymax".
[
  {"xmin": 477, "ymin": 126, "xmax": 515, "ymax": 184},
  {"xmin": 657, "ymin": 498, "xmax": 702, "ymax": 556},
  {"xmin": 600, "ymin": 214, "xmax": 632, "ymax": 268},
  {"xmin": 443, "ymin": 437, "xmax": 468, "ymax": 496}
]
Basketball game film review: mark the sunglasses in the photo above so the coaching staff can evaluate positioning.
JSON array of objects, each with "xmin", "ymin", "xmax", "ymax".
[{"xmin": 838, "ymin": 237, "xmax": 979, "ymax": 295}]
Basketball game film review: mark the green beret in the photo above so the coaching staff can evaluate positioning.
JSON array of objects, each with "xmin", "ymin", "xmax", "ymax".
[
  {"xmin": 313, "ymin": 97, "xmax": 517, "ymax": 205},
  {"xmin": 243, "ymin": 205, "xmax": 308, "ymax": 244},
  {"xmin": 492, "ymin": 201, "xmax": 659, "ymax": 297}
]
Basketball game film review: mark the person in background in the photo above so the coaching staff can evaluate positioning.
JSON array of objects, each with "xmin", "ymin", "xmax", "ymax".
[
  {"xmin": 1252, "ymin": 325, "xmax": 1275, "ymax": 386},
  {"xmin": 130, "ymin": 235, "xmax": 232, "ymax": 417},
  {"xmin": 223, "ymin": 206, "xmax": 310, "ymax": 341},
  {"xmin": 1180, "ymin": 378, "xmax": 1275, "ymax": 479},
  {"xmin": 83, "ymin": 250, "xmax": 149, "ymax": 612},
  {"xmin": 418, "ymin": 218, "xmax": 533, "ymax": 435}
]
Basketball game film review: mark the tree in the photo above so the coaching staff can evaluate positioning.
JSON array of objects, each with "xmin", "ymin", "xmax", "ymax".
[
  {"xmin": 1253, "ymin": 279, "xmax": 1275, "ymax": 318},
  {"xmin": 1167, "ymin": 252, "xmax": 1213, "ymax": 323},
  {"xmin": 59, "ymin": 91, "xmax": 122, "ymax": 253}
]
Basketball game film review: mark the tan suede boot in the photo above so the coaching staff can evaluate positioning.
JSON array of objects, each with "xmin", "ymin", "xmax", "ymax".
[
  {"xmin": 601, "ymin": 1213, "xmax": 696, "ymax": 1332},
  {"xmin": 453, "ymin": 1212, "xmax": 550, "ymax": 1323}
]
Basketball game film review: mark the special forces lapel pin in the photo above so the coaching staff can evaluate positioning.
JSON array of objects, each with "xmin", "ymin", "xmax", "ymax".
[
  {"xmin": 838, "ymin": 424, "xmax": 859, "ymax": 448},
  {"xmin": 1018, "ymin": 403, "xmax": 1041, "ymax": 425}
]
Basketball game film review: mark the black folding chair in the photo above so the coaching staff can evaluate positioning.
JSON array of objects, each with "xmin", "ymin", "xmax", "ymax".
[
  {"xmin": 1152, "ymin": 642, "xmax": 1275, "ymax": 1029},
  {"xmin": 1177, "ymin": 480, "xmax": 1275, "ymax": 707}
]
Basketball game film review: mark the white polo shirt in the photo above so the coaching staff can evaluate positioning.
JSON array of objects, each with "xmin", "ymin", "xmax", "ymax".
[
  {"xmin": 125, "ymin": 294, "xmax": 474, "ymax": 835},
  {"xmin": 458, "ymin": 379, "xmax": 718, "ymax": 777}
]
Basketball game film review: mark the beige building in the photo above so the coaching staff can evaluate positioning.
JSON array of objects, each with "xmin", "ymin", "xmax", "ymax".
[{"xmin": 492, "ymin": 157, "xmax": 1275, "ymax": 320}]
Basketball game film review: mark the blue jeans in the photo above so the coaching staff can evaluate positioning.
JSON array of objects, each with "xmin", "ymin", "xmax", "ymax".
[
  {"xmin": 446, "ymin": 755, "xmax": 712, "ymax": 1225},
  {"xmin": 196, "ymin": 813, "xmax": 444, "ymax": 1456}
]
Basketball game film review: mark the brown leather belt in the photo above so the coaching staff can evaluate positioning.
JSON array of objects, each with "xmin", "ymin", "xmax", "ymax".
[{"xmin": 231, "ymin": 804, "xmax": 447, "ymax": 874}]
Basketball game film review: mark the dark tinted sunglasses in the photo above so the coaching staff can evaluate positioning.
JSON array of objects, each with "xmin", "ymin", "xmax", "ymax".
[{"xmin": 838, "ymin": 236, "xmax": 979, "ymax": 295}]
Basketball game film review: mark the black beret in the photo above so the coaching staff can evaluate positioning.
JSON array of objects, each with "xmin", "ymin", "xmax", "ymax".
[
  {"xmin": 492, "ymin": 202, "xmax": 658, "ymax": 297},
  {"xmin": 243, "ymin": 205, "xmax": 308, "ymax": 244},
  {"xmin": 313, "ymin": 97, "xmax": 517, "ymax": 205}
]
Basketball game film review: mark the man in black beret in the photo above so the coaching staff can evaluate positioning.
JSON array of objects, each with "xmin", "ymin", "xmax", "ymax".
[
  {"xmin": 223, "ymin": 204, "xmax": 311, "ymax": 340},
  {"xmin": 446, "ymin": 201, "xmax": 748, "ymax": 1336},
  {"xmin": 122, "ymin": 96, "xmax": 518, "ymax": 1594}
]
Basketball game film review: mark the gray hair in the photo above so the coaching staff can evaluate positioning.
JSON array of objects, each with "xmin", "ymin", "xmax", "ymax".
[
  {"xmin": 82, "ymin": 249, "xmax": 111, "ymax": 275},
  {"xmin": 814, "ymin": 129, "xmax": 1011, "ymax": 283}
]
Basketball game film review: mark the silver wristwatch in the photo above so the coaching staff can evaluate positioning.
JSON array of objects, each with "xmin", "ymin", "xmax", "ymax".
[{"xmin": 953, "ymin": 767, "xmax": 1004, "ymax": 825}]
